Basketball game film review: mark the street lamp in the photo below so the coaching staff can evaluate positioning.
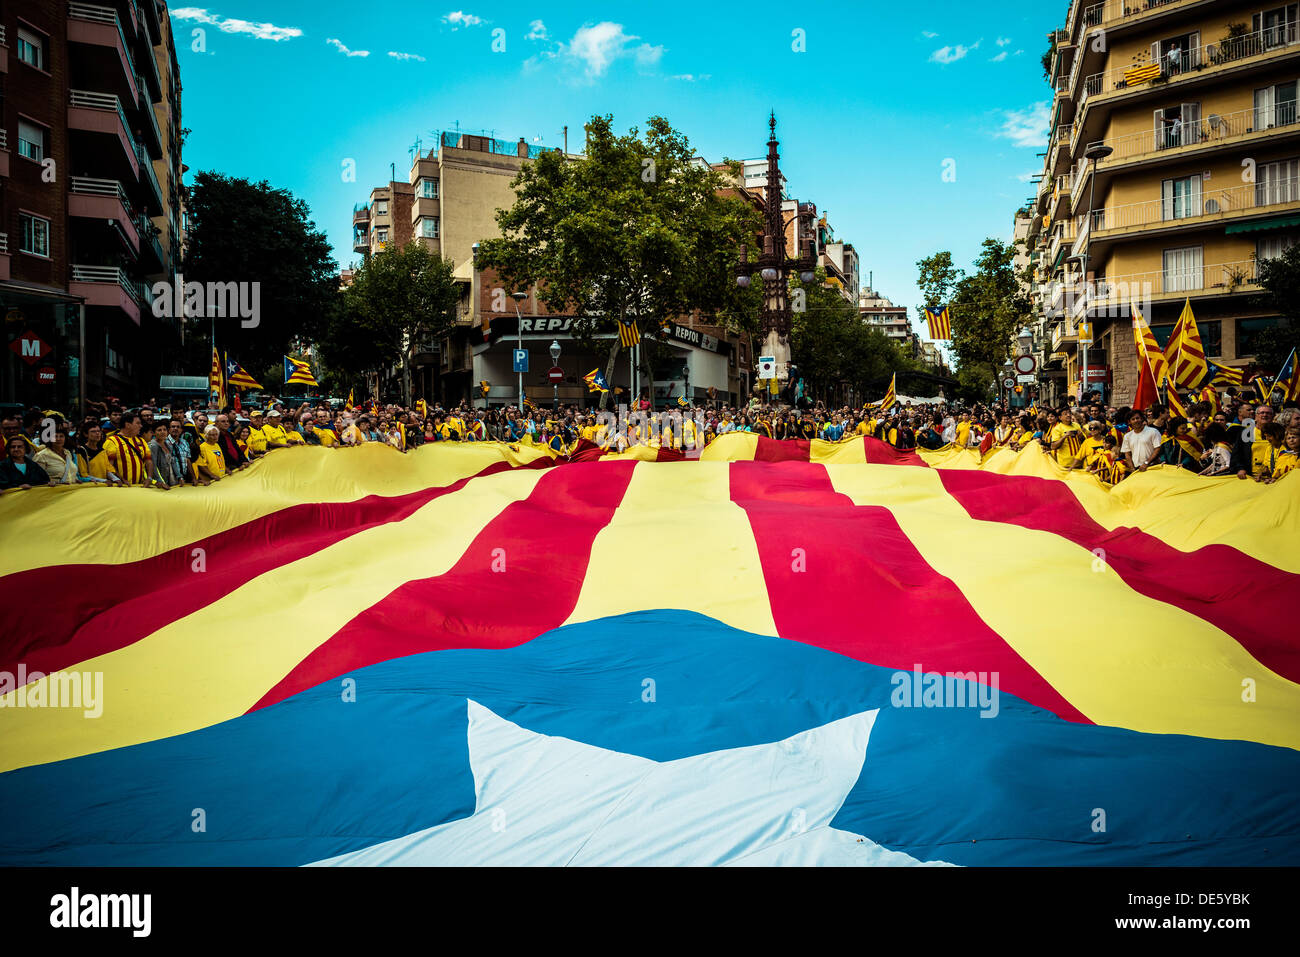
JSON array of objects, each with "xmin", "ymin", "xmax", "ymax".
[
  {"xmin": 1017, "ymin": 327, "xmax": 1034, "ymax": 354},
  {"xmin": 549, "ymin": 339, "xmax": 561, "ymax": 411},
  {"xmin": 1080, "ymin": 142, "xmax": 1113, "ymax": 404},
  {"xmin": 511, "ymin": 291, "xmax": 528, "ymax": 409},
  {"xmin": 735, "ymin": 113, "xmax": 818, "ymax": 389}
]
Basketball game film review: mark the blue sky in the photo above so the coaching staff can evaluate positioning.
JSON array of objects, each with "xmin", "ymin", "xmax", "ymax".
[{"xmin": 173, "ymin": 1, "xmax": 1057, "ymax": 336}]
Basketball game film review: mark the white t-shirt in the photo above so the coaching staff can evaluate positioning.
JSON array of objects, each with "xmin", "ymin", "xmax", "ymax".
[
  {"xmin": 1121, "ymin": 425, "xmax": 1163, "ymax": 467},
  {"xmin": 941, "ymin": 417, "xmax": 957, "ymax": 443}
]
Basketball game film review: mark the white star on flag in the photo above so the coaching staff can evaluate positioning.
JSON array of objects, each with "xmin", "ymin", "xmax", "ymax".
[{"xmin": 308, "ymin": 700, "xmax": 954, "ymax": 866}]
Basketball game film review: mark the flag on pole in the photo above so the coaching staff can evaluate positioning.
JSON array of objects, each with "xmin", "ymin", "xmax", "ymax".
[
  {"xmin": 583, "ymin": 369, "xmax": 609, "ymax": 393},
  {"xmin": 872, "ymin": 373, "xmax": 897, "ymax": 412},
  {"xmin": 618, "ymin": 320, "xmax": 641, "ymax": 348},
  {"xmin": 1164, "ymin": 384, "xmax": 1189, "ymax": 419},
  {"xmin": 1275, "ymin": 348, "xmax": 1300, "ymax": 403},
  {"xmin": 1165, "ymin": 299, "xmax": 1208, "ymax": 389},
  {"xmin": 284, "ymin": 355, "xmax": 319, "ymax": 389},
  {"xmin": 480, "ymin": 380, "xmax": 491, "ymax": 397},
  {"xmin": 1200, "ymin": 385, "xmax": 1221, "ymax": 416},
  {"xmin": 208, "ymin": 347, "xmax": 226, "ymax": 408},
  {"xmin": 1252, "ymin": 375, "xmax": 1275, "ymax": 403},
  {"xmin": 1204, "ymin": 360, "xmax": 1245, "ymax": 388},
  {"xmin": 224, "ymin": 356, "xmax": 263, "ymax": 391},
  {"xmin": 345, "ymin": 389, "xmax": 355, "ymax": 411},
  {"xmin": 1131, "ymin": 304, "xmax": 1167, "ymax": 410},
  {"xmin": 924, "ymin": 306, "xmax": 952, "ymax": 340}
]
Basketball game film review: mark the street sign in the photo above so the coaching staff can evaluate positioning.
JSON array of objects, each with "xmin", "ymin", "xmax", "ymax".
[
  {"xmin": 37, "ymin": 367, "xmax": 56, "ymax": 385},
  {"xmin": 1016, "ymin": 373, "xmax": 1037, "ymax": 383},
  {"xmin": 512, "ymin": 349, "xmax": 529, "ymax": 373},
  {"xmin": 1002, "ymin": 377, "xmax": 1016, "ymax": 390},
  {"xmin": 547, "ymin": 366, "xmax": 564, "ymax": 383},
  {"xmin": 1077, "ymin": 322, "xmax": 1093, "ymax": 344},
  {"xmin": 9, "ymin": 330, "xmax": 52, "ymax": 366},
  {"xmin": 757, "ymin": 355, "xmax": 776, "ymax": 380},
  {"xmin": 1013, "ymin": 354, "xmax": 1037, "ymax": 375}
]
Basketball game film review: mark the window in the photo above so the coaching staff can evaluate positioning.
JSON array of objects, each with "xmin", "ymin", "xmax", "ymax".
[
  {"xmin": 1149, "ymin": 324, "xmax": 1175, "ymax": 349},
  {"xmin": 1255, "ymin": 5, "xmax": 1299, "ymax": 49},
  {"xmin": 1258, "ymin": 233, "xmax": 1299, "ymax": 259},
  {"xmin": 19, "ymin": 214, "xmax": 50, "ymax": 257},
  {"xmin": 1237, "ymin": 316, "xmax": 1279, "ymax": 356},
  {"xmin": 420, "ymin": 217, "xmax": 439, "ymax": 238},
  {"xmin": 1201, "ymin": 320, "xmax": 1222, "ymax": 357},
  {"xmin": 17, "ymin": 28, "xmax": 45, "ymax": 70},
  {"xmin": 375, "ymin": 228, "xmax": 388, "ymax": 243},
  {"xmin": 374, "ymin": 200, "xmax": 388, "ymax": 215},
  {"xmin": 1154, "ymin": 104, "xmax": 1200, "ymax": 149},
  {"xmin": 1256, "ymin": 158, "xmax": 1300, "ymax": 206},
  {"xmin": 1151, "ymin": 31, "xmax": 1199, "ymax": 75},
  {"xmin": 1161, "ymin": 174, "xmax": 1202, "ymax": 220},
  {"xmin": 1162, "ymin": 245, "xmax": 1203, "ymax": 292},
  {"xmin": 419, "ymin": 178, "xmax": 439, "ymax": 199},
  {"xmin": 1254, "ymin": 81, "xmax": 1298, "ymax": 129},
  {"xmin": 17, "ymin": 120, "xmax": 45, "ymax": 162}
]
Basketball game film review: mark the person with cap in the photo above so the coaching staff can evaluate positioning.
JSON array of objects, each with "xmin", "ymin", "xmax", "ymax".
[
  {"xmin": 245, "ymin": 410, "xmax": 269, "ymax": 457},
  {"xmin": 261, "ymin": 410, "xmax": 292, "ymax": 449}
]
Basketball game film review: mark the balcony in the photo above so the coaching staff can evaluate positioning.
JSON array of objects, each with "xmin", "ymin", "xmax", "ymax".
[
  {"xmin": 69, "ymin": 176, "xmax": 141, "ymax": 254},
  {"xmin": 69, "ymin": 265, "xmax": 147, "ymax": 324},
  {"xmin": 1052, "ymin": 320, "xmax": 1079, "ymax": 352},
  {"xmin": 0, "ymin": 129, "xmax": 7, "ymax": 179},
  {"xmin": 1086, "ymin": 103, "xmax": 1300, "ymax": 172},
  {"xmin": 0, "ymin": 233, "xmax": 8, "ymax": 281},
  {"xmin": 1083, "ymin": 22, "xmax": 1300, "ymax": 105},
  {"xmin": 1092, "ymin": 176, "xmax": 1300, "ymax": 238},
  {"xmin": 353, "ymin": 203, "xmax": 370, "ymax": 223},
  {"xmin": 1078, "ymin": 0, "xmax": 1217, "ymax": 41},
  {"xmin": 135, "ymin": 214, "xmax": 166, "ymax": 272},
  {"xmin": 135, "ymin": 145, "xmax": 163, "ymax": 213},
  {"xmin": 0, "ymin": 24, "xmax": 8, "ymax": 74},
  {"xmin": 69, "ymin": 89, "xmax": 142, "ymax": 181},
  {"xmin": 68, "ymin": 3, "xmax": 141, "ymax": 105},
  {"xmin": 1085, "ymin": 259, "xmax": 1260, "ymax": 312}
]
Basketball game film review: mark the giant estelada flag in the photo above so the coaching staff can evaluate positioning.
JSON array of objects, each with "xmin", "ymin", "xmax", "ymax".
[{"xmin": 1, "ymin": 435, "xmax": 1298, "ymax": 866}]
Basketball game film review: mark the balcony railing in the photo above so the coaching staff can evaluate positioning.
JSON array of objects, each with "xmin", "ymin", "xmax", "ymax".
[
  {"xmin": 1088, "ymin": 102, "xmax": 1300, "ymax": 165},
  {"xmin": 0, "ymin": 129, "xmax": 6, "ymax": 150},
  {"xmin": 71, "ymin": 265, "xmax": 149, "ymax": 302},
  {"xmin": 71, "ymin": 175, "xmax": 129, "ymax": 199},
  {"xmin": 1093, "ymin": 175, "xmax": 1300, "ymax": 232},
  {"xmin": 1080, "ymin": 0, "xmax": 1216, "ymax": 37},
  {"xmin": 1083, "ymin": 260, "xmax": 1260, "ymax": 311},
  {"xmin": 0, "ymin": 25, "xmax": 6, "ymax": 45},
  {"xmin": 1084, "ymin": 22, "xmax": 1300, "ymax": 101},
  {"xmin": 0, "ymin": 233, "xmax": 7, "ymax": 254}
]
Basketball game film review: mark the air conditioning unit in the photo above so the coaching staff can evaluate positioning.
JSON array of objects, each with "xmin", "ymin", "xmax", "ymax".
[{"xmin": 1205, "ymin": 198, "xmax": 1221, "ymax": 214}]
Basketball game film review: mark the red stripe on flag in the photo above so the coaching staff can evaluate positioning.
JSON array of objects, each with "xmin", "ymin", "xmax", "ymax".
[
  {"xmin": 754, "ymin": 437, "xmax": 811, "ymax": 461},
  {"xmin": 938, "ymin": 470, "xmax": 1300, "ymax": 684},
  {"xmin": 250, "ymin": 461, "xmax": 637, "ymax": 711},
  {"xmin": 0, "ymin": 459, "xmax": 553, "ymax": 678},
  {"xmin": 863, "ymin": 436, "xmax": 929, "ymax": 466},
  {"xmin": 729, "ymin": 461, "xmax": 1090, "ymax": 724}
]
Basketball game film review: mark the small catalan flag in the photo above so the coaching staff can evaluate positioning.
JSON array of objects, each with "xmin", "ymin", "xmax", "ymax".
[{"xmin": 925, "ymin": 306, "xmax": 952, "ymax": 341}]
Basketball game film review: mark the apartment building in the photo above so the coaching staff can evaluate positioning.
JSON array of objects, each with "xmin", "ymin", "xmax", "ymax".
[
  {"xmin": 1026, "ymin": 0, "xmax": 1297, "ymax": 405},
  {"xmin": 1, "ymin": 0, "xmax": 183, "ymax": 411},
  {"xmin": 859, "ymin": 288, "xmax": 912, "ymax": 345}
]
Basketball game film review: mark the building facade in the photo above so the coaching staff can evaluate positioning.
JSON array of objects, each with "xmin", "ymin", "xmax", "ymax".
[
  {"xmin": 1, "ymin": 0, "xmax": 183, "ymax": 412},
  {"xmin": 1026, "ymin": 0, "xmax": 1296, "ymax": 406}
]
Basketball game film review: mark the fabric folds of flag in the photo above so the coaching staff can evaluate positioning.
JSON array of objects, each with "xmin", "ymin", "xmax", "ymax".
[
  {"xmin": 345, "ymin": 389, "xmax": 355, "ymax": 411},
  {"xmin": 208, "ymin": 347, "xmax": 227, "ymax": 407},
  {"xmin": 924, "ymin": 306, "xmax": 952, "ymax": 340},
  {"xmin": 1165, "ymin": 384, "xmax": 1190, "ymax": 419},
  {"xmin": 1252, "ymin": 375, "xmax": 1275, "ymax": 403},
  {"xmin": 1131, "ymin": 305, "xmax": 1167, "ymax": 409},
  {"xmin": 1205, "ymin": 360, "xmax": 1245, "ymax": 388},
  {"xmin": 1165, "ymin": 299, "xmax": 1208, "ymax": 389},
  {"xmin": 618, "ymin": 319, "xmax": 641, "ymax": 348},
  {"xmin": 584, "ymin": 368, "xmax": 609, "ymax": 393},
  {"xmin": 1200, "ymin": 385, "xmax": 1221, "ymax": 415},
  {"xmin": 225, "ymin": 356, "xmax": 263, "ymax": 391},
  {"xmin": 871, "ymin": 373, "xmax": 897, "ymax": 413},
  {"xmin": 284, "ymin": 355, "xmax": 319, "ymax": 388},
  {"xmin": 1124, "ymin": 62, "xmax": 1162, "ymax": 86},
  {"xmin": 2, "ymin": 439, "xmax": 1299, "ymax": 868}
]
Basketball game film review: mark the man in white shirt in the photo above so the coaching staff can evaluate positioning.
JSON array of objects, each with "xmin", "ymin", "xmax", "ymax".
[
  {"xmin": 1121, "ymin": 410, "xmax": 1163, "ymax": 472},
  {"xmin": 941, "ymin": 414, "xmax": 957, "ymax": 445}
]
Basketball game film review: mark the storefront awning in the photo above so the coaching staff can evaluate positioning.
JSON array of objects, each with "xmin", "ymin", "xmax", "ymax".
[{"xmin": 1225, "ymin": 213, "xmax": 1300, "ymax": 235}]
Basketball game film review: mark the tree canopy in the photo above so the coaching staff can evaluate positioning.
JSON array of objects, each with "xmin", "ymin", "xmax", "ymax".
[{"xmin": 1252, "ymin": 246, "xmax": 1300, "ymax": 372}]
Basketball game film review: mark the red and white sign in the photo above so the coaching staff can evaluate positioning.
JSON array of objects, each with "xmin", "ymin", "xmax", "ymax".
[
  {"xmin": 547, "ymin": 366, "xmax": 564, "ymax": 383},
  {"xmin": 9, "ymin": 330, "xmax": 52, "ymax": 366},
  {"xmin": 1084, "ymin": 366, "xmax": 1111, "ymax": 383},
  {"xmin": 36, "ymin": 366, "xmax": 57, "ymax": 384},
  {"xmin": 1013, "ymin": 354, "xmax": 1037, "ymax": 375}
]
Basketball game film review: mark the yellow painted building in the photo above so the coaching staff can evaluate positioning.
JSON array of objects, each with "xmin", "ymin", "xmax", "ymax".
[{"xmin": 1027, "ymin": 0, "xmax": 1298, "ymax": 405}]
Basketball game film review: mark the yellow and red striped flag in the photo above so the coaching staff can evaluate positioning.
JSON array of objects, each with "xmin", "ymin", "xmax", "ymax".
[
  {"xmin": 208, "ymin": 347, "xmax": 226, "ymax": 407},
  {"xmin": 1165, "ymin": 299, "xmax": 1208, "ymax": 390},
  {"xmin": 924, "ymin": 306, "xmax": 952, "ymax": 340}
]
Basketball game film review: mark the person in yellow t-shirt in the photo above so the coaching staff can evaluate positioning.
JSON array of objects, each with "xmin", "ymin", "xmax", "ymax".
[
  {"xmin": 1268, "ymin": 425, "xmax": 1300, "ymax": 482},
  {"xmin": 102, "ymin": 412, "xmax": 153, "ymax": 486},
  {"xmin": 1078, "ymin": 420, "xmax": 1108, "ymax": 470},
  {"xmin": 245, "ymin": 411, "xmax": 269, "ymax": 457},
  {"xmin": 953, "ymin": 413, "xmax": 972, "ymax": 449},
  {"xmin": 1048, "ymin": 410, "xmax": 1085, "ymax": 468},
  {"xmin": 195, "ymin": 426, "xmax": 227, "ymax": 483},
  {"xmin": 261, "ymin": 411, "xmax": 292, "ymax": 449}
]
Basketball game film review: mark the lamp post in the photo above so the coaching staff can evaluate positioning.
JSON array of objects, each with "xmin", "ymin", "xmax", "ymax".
[
  {"xmin": 736, "ymin": 113, "xmax": 817, "ymax": 392},
  {"xmin": 511, "ymin": 291, "xmax": 528, "ymax": 409},
  {"xmin": 1080, "ymin": 143, "xmax": 1113, "ymax": 404},
  {"xmin": 549, "ymin": 339, "xmax": 561, "ymax": 411},
  {"xmin": 1002, "ymin": 359, "xmax": 1014, "ymax": 406}
]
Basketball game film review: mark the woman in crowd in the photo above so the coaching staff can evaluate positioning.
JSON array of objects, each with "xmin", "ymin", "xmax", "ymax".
[
  {"xmin": 33, "ymin": 425, "xmax": 86, "ymax": 485},
  {"xmin": 77, "ymin": 422, "xmax": 112, "ymax": 481},
  {"xmin": 1158, "ymin": 417, "xmax": 1202, "ymax": 471},
  {"xmin": 0, "ymin": 435, "xmax": 51, "ymax": 490}
]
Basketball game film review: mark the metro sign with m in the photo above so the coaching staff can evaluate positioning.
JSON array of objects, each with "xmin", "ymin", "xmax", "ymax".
[{"xmin": 9, "ymin": 330, "xmax": 53, "ymax": 366}]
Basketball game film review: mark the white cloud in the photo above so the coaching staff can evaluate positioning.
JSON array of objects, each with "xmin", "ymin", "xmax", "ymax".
[
  {"xmin": 526, "ymin": 19, "xmax": 548, "ymax": 41},
  {"xmin": 525, "ymin": 22, "xmax": 667, "ymax": 81},
  {"xmin": 1014, "ymin": 49, "xmax": 1024, "ymax": 56},
  {"xmin": 568, "ymin": 22, "xmax": 633, "ymax": 77},
  {"xmin": 671, "ymin": 73, "xmax": 711, "ymax": 82},
  {"xmin": 170, "ymin": 7, "xmax": 300, "ymax": 41},
  {"xmin": 634, "ymin": 42, "xmax": 665, "ymax": 68},
  {"xmin": 990, "ymin": 51, "xmax": 1008, "ymax": 62},
  {"xmin": 997, "ymin": 102, "xmax": 1051, "ymax": 148},
  {"xmin": 326, "ymin": 38, "xmax": 369, "ymax": 57},
  {"xmin": 997, "ymin": 36, "xmax": 1012, "ymax": 46},
  {"xmin": 443, "ymin": 11, "xmax": 483, "ymax": 29},
  {"xmin": 388, "ymin": 51, "xmax": 426, "ymax": 62},
  {"xmin": 930, "ymin": 44, "xmax": 970, "ymax": 64},
  {"xmin": 922, "ymin": 30, "xmax": 938, "ymax": 39},
  {"xmin": 1016, "ymin": 171, "xmax": 1036, "ymax": 182}
]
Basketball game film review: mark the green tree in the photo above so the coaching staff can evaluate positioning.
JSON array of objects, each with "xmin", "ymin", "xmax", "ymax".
[
  {"xmin": 1252, "ymin": 246, "xmax": 1300, "ymax": 371},
  {"xmin": 477, "ymin": 114, "xmax": 761, "ymax": 408},
  {"xmin": 181, "ymin": 172, "xmax": 340, "ymax": 375},
  {"xmin": 327, "ymin": 241, "xmax": 460, "ymax": 406}
]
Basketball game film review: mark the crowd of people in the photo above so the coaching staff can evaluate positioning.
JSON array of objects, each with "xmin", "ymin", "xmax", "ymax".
[{"xmin": 1, "ymin": 387, "xmax": 1297, "ymax": 493}]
